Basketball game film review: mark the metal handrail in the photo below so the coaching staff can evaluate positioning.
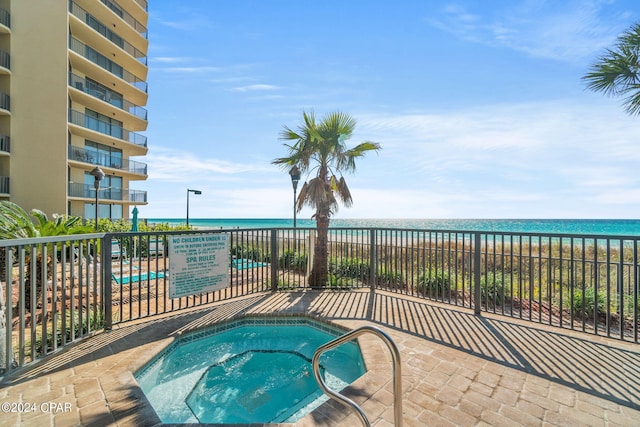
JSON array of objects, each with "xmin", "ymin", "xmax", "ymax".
[{"xmin": 312, "ymin": 325, "xmax": 403, "ymax": 427}]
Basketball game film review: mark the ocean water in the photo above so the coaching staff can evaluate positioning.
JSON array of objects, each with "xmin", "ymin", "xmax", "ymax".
[{"xmin": 147, "ymin": 218, "xmax": 640, "ymax": 236}]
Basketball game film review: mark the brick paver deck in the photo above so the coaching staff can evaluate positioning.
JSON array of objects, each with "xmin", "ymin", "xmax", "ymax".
[{"xmin": 1, "ymin": 289, "xmax": 639, "ymax": 426}]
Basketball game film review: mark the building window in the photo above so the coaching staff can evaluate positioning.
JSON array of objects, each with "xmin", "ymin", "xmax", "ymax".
[
  {"xmin": 85, "ymin": 77, "xmax": 124, "ymax": 108},
  {"xmin": 85, "ymin": 140, "xmax": 123, "ymax": 169},
  {"xmin": 85, "ymin": 109, "xmax": 123, "ymax": 139},
  {"xmin": 84, "ymin": 172, "xmax": 122, "ymax": 201},
  {"xmin": 84, "ymin": 203, "xmax": 123, "ymax": 220}
]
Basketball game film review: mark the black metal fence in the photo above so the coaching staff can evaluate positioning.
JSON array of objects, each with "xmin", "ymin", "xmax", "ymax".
[{"xmin": 1, "ymin": 227, "xmax": 638, "ymax": 375}]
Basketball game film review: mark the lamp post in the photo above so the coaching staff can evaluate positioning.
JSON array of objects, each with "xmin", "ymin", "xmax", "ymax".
[
  {"xmin": 186, "ymin": 189, "xmax": 202, "ymax": 226},
  {"xmin": 89, "ymin": 166, "xmax": 105, "ymax": 230},
  {"xmin": 289, "ymin": 166, "xmax": 301, "ymax": 228}
]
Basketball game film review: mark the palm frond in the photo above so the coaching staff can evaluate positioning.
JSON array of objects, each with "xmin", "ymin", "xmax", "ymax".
[
  {"xmin": 273, "ymin": 110, "xmax": 381, "ymax": 224},
  {"xmin": 584, "ymin": 22, "xmax": 640, "ymax": 116},
  {"xmin": 0, "ymin": 201, "xmax": 38, "ymax": 239},
  {"xmin": 331, "ymin": 176, "xmax": 353, "ymax": 207}
]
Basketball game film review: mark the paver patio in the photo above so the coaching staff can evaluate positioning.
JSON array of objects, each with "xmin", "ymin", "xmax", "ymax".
[{"xmin": 1, "ymin": 289, "xmax": 639, "ymax": 426}]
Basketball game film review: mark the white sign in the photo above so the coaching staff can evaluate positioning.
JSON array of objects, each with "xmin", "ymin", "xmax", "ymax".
[{"xmin": 168, "ymin": 233, "xmax": 229, "ymax": 298}]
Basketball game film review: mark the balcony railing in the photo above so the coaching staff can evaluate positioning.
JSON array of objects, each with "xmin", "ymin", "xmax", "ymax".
[
  {"xmin": 0, "ymin": 8, "xmax": 9, "ymax": 29},
  {"xmin": 69, "ymin": 73, "xmax": 148, "ymax": 120},
  {"xmin": 0, "ymin": 50, "xmax": 9, "ymax": 70},
  {"xmin": 0, "ymin": 92, "xmax": 9, "ymax": 111},
  {"xmin": 0, "ymin": 134, "xmax": 9, "ymax": 153},
  {"xmin": 69, "ymin": 1, "xmax": 147, "ymax": 65},
  {"xmin": 134, "ymin": 0, "xmax": 148, "ymax": 12},
  {"xmin": 69, "ymin": 37, "xmax": 148, "ymax": 93},
  {"xmin": 69, "ymin": 109, "xmax": 147, "ymax": 147},
  {"xmin": 100, "ymin": 0, "xmax": 147, "ymax": 38},
  {"xmin": 68, "ymin": 145, "xmax": 147, "ymax": 176},
  {"xmin": 68, "ymin": 182, "xmax": 147, "ymax": 202}
]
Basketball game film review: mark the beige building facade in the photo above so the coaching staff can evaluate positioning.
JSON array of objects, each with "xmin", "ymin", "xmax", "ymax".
[{"xmin": 0, "ymin": 0, "xmax": 148, "ymax": 221}]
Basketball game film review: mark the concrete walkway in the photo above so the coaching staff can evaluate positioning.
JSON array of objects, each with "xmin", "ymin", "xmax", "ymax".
[{"xmin": 1, "ymin": 289, "xmax": 639, "ymax": 426}]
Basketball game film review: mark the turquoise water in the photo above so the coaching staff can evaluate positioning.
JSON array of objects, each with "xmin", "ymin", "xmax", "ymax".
[
  {"xmin": 232, "ymin": 258, "xmax": 268, "ymax": 270},
  {"xmin": 112, "ymin": 270, "xmax": 164, "ymax": 285},
  {"xmin": 147, "ymin": 218, "xmax": 640, "ymax": 236},
  {"xmin": 135, "ymin": 318, "xmax": 365, "ymax": 424}
]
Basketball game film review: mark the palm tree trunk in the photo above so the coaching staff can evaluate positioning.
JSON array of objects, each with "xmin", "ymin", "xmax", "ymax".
[{"xmin": 310, "ymin": 216, "xmax": 330, "ymax": 288}]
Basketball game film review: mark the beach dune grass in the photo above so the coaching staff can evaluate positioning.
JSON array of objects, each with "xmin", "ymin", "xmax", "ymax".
[{"xmin": 228, "ymin": 233, "xmax": 638, "ymax": 329}]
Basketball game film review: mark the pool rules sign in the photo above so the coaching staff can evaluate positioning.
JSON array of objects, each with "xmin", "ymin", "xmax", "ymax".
[{"xmin": 168, "ymin": 234, "xmax": 229, "ymax": 298}]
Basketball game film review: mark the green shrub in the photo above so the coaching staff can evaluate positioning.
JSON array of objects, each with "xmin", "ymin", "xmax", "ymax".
[
  {"xmin": 377, "ymin": 268, "xmax": 405, "ymax": 290},
  {"xmin": 279, "ymin": 250, "xmax": 308, "ymax": 272},
  {"xmin": 329, "ymin": 257, "xmax": 370, "ymax": 279},
  {"xmin": 34, "ymin": 309, "xmax": 104, "ymax": 356},
  {"xmin": 623, "ymin": 296, "xmax": 640, "ymax": 321},
  {"xmin": 480, "ymin": 272, "xmax": 510, "ymax": 307},
  {"xmin": 571, "ymin": 287, "xmax": 607, "ymax": 319},
  {"xmin": 327, "ymin": 273, "xmax": 359, "ymax": 289},
  {"xmin": 416, "ymin": 269, "xmax": 451, "ymax": 297},
  {"xmin": 275, "ymin": 278, "xmax": 298, "ymax": 290},
  {"xmin": 231, "ymin": 245, "xmax": 269, "ymax": 262}
]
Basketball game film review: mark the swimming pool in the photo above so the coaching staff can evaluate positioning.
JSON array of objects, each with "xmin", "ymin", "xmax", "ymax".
[
  {"xmin": 112, "ymin": 270, "xmax": 164, "ymax": 285},
  {"xmin": 232, "ymin": 258, "xmax": 268, "ymax": 270},
  {"xmin": 135, "ymin": 316, "xmax": 366, "ymax": 424}
]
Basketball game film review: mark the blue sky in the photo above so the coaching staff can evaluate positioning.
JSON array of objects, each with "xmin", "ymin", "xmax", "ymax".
[{"xmin": 141, "ymin": 0, "xmax": 640, "ymax": 220}]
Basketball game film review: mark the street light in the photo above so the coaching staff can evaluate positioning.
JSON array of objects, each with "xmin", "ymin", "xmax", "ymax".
[
  {"xmin": 289, "ymin": 166, "xmax": 301, "ymax": 228},
  {"xmin": 89, "ymin": 166, "xmax": 105, "ymax": 230},
  {"xmin": 186, "ymin": 189, "xmax": 202, "ymax": 226}
]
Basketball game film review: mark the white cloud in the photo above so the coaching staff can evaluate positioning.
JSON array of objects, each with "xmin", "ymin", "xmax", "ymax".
[
  {"xmin": 158, "ymin": 66, "xmax": 223, "ymax": 74},
  {"xmin": 145, "ymin": 147, "xmax": 272, "ymax": 182},
  {"xmin": 350, "ymin": 99, "xmax": 640, "ymax": 217},
  {"xmin": 428, "ymin": 1, "xmax": 631, "ymax": 62},
  {"xmin": 152, "ymin": 57, "xmax": 193, "ymax": 64},
  {"xmin": 595, "ymin": 189, "xmax": 640, "ymax": 204},
  {"xmin": 143, "ymin": 100, "xmax": 640, "ymax": 219},
  {"xmin": 231, "ymin": 84, "xmax": 280, "ymax": 92}
]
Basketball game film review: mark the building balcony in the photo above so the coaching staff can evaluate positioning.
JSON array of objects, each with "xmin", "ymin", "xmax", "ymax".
[
  {"xmin": 69, "ymin": 72, "xmax": 147, "ymax": 122},
  {"xmin": 68, "ymin": 182, "xmax": 147, "ymax": 203},
  {"xmin": 0, "ymin": 134, "xmax": 9, "ymax": 154},
  {"xmin": 69, "ymin": 37, "xmax": 147, "ymax": 94},
  {"xmin": 99, "ymin": 0, "xmax": 147, "ymax": 39},
  {"xmin": 69, "ymin": 109, "xmax": 147, "ymax": 148},
  {"xmin": 0, "ymin": 50, "xmax": 9, "ymax": 74},
  {"xmin": 68, "ymin": 145, "xmax": 147, "ymax": 177},
  {"xmin": 0, "ymin": 92, "xmax": 9, "ymax": 114},
  {"xmin": 134, "ymin": 0, "xmax": 148, "ymax": 12},
  {"xmin": 0, "ymin": 8, "xmax": 9, "ymax": 34},
  {"xmin": 69, "ymin": 1, "xmax": 147, "ymax": 66},
  {"xmin": 0, "ymin": 176, "xmax": 8, "ymax": 195}
]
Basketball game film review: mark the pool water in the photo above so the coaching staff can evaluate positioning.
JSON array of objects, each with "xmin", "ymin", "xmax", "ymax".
[
  {"xmin": 112, "ymin": 270, "xmax": 164, "ymax": 285},
  {"xmin": 135, "ymin": 317, "xmax": 366, "ymax": 424}
]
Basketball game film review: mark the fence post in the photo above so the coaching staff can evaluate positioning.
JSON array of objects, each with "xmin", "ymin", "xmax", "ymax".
[
  {"xmin": 103, "ymin": 235, "xmax": 113, "ymax": 330},
  {"xmin": 270, "ymin": 229, "xmax": 278, "ymax": 291},
  {"xmin": 1, "ymin": 246, "xmax": 12, "ymax": 373},
  {"xmin": 474, "ymin": 232, "xmax": 481, "ymax": 315},
  {"xmin": 369, "ymin": 229, "xmax": 377, "ymax": 291}
]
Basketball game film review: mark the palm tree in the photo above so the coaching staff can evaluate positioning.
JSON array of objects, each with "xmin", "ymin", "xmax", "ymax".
[
  {"xmin": 583, "ymin": 23, "xmax": 640, "ymax": 116},
  {"xmin": 0, "ymin": 201, "xmax": 91, "ymax": 311},
  {"xmin": 273, "ymin": 111, "xmax": 381, "ymax": 287}
]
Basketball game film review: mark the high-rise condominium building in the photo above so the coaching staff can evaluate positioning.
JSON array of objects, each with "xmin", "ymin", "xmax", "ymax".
[{"xmin": 0, "ymin": 0, "xmax": 149, "ymax": 221}]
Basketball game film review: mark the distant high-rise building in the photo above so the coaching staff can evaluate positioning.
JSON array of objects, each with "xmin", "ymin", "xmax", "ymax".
[{"xmin": 0, "ymin": 0, "xmax": 149, "ymax": 220}]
